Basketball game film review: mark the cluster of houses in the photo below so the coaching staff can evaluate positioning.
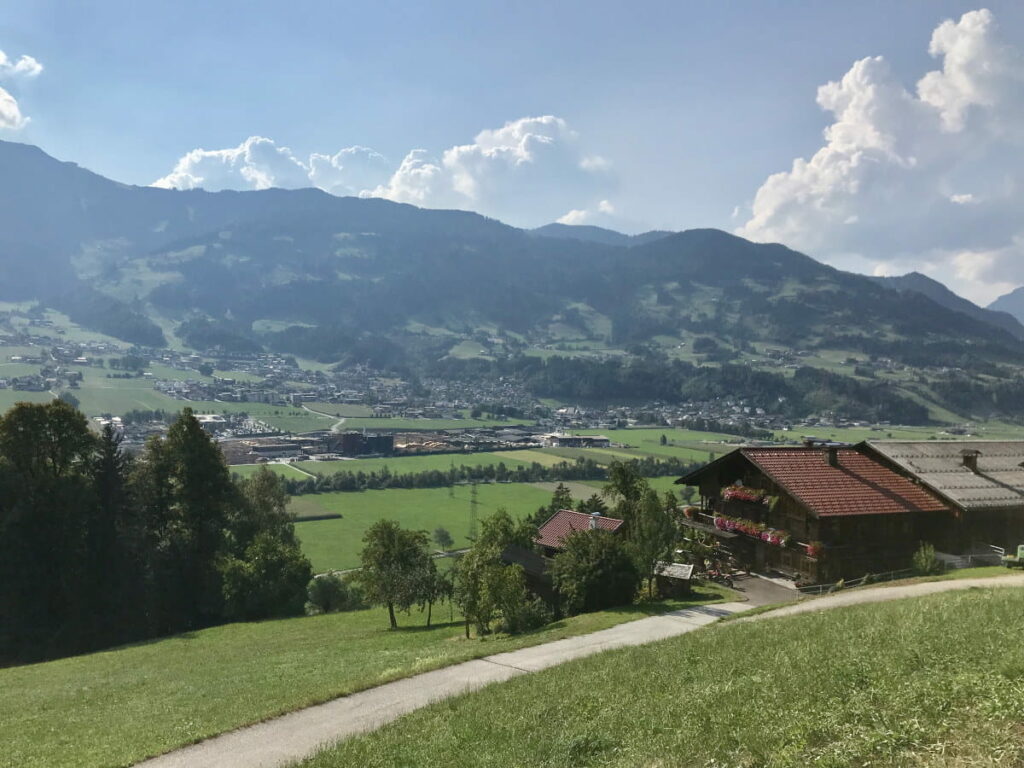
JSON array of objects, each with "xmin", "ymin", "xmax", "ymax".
[
  {"xmin": 677, "ymin": 440, "xmax": 1024, "ymax": 583},
  {"xmin": 221, "ymin": 426, "xmax": 591, "ymax": 465},
  {"xmin": 542, "ymin": 400, "xmax": 897, "ymax": 437},
  {"xmin": 219, "ymin": 431, "xmax": 397, "ymax": 464}
]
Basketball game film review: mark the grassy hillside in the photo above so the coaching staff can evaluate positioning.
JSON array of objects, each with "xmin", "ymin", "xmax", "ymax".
[
  {"xmin": 304, "ymin": 587, "xmax": 1024, "ymax": 767},
  {"xmin": 0, "ymin": 590, "xmax": 732, "ymax": 768},
  {"xmin": 10, "ymin": 141, "xmax": 1024, "ymax": 423}
]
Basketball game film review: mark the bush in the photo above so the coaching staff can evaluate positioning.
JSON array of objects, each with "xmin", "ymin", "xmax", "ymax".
[
  {"xmin": 552, "ymin": 530, "xmax": 640, "ymax": 615},
  {"xmin": 499, "ymin": 595, "xmax": 553, "ymax": 635},
  {"xmin": 220, "ymin": 535, "xmax": 312, "ymax": 621},
  {"xmin": 305, "ymin": 571, "xmax": 364, "ymax": 615},
  {"xmin": 913, "ymin": 542, "xmax": 944, "ymax": 576}
]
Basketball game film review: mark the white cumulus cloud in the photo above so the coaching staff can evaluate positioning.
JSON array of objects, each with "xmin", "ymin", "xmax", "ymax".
[
  {"xmin": 308, "ymin": 146, "xmax": 391, "ymax": 196},
  {"xmin": 152, "ymin": 136, "xmax": 311, "ymax": 191},
  {"xmin": 372, "ymin": 116, "xmax": 614, "ymax": 225},
  {"xmin": 737, "ymin": 8, "xmax": 1024, "ymax": 305},
  {"xmin": 154, "ymin": 116, "xmax": 615, "ymax": 228},
  {"xmin": 0, "ymin": 50, "xmax": 43, "ymax": 79},
  {"xmin": 556, "ymin": 199, "xmax": 617, "ymax": 226},
  {"xmin": 556, "ymin": 208, "xmax": 590, "ymax": 226},
  {"xmin": 0, "ymin": 47, "xmax": 43, "ymax": 130},
  {"xmin": 0, "ymin": 87, "xmax": 26, "ymax": 130}
]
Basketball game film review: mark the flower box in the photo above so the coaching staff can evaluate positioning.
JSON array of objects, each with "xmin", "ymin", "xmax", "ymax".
[
  {"xmin": 721, "ymin": 486, "xmax": 767, "ymax": 504},
  {"xmin": 714, "ymin": 513, "xmax": 790, "ymax": 547}
]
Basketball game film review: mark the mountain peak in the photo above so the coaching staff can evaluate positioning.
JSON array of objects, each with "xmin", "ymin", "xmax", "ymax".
[{"xmin": 531, "ymin": 222, "xmax": 673, "ymax": 247}]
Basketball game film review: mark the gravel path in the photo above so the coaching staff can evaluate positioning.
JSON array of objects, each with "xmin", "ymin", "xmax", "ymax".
[{"xmin": 133, "ymin": 573, "xmax": 1024, "ymax": 768}]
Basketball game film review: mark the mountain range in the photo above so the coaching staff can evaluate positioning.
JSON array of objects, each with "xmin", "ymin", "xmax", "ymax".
[
  {"xmin": 2, "ymin": 139, "xmax": 1024, "ymax": 400},
  {"xmin": 988, "ymin": 286, "xmax": 1024, "ymax": 324}
]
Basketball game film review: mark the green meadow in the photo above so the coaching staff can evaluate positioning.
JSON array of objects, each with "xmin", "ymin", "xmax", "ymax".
[
  {"xmin": 294, "ymin": 483, "xmax": 553, "ymax": 571},
  {"xmin": 230, "ymin": 463, "xmax": 313, "ymax": 481},
  {"xmin": 295, "ymin": 450, "xmax": 547, "ymax": 477},
  {"xmin": 339, "ymin": 415, "xmax": 529, "ymax": 432},
  {"xmin": 0, "ymin": 389, "xmax": 53, "ymax": 412},
  {"xmin": 0, "ymin": 589, "xmax": 732, "ymax": 768},
  {"xmin": 786, "ymin": 422, "xmax": 1024, "ymax": 443},
  {"xmin": 305, "ymin": 586, "xmax": 1024, "ymax": 768}
]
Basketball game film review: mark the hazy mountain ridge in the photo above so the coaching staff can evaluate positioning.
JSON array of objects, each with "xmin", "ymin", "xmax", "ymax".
[
  {"xmin": 530, "ymin": 223, "xmax": 674, "ymax": 247},
  {"xmin": 870, "ymin": 272, "xmax": 1024, "ymax": 340},
  {"xmin": 989, "ymin": 286, "xmax": 1024, "ymax": 326},
  {"xmin": 1, "ymin": 139, "xmax": 1021, "ymax": 377}
]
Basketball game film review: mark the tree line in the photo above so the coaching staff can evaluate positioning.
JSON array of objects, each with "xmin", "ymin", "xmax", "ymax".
[
  {"xmin": 279, "ymin": 455, "xmax": 698, "ymax": 495},
  {"xmin": 0, "ymin": 403, "xmax": 311, "ymax": 664}
]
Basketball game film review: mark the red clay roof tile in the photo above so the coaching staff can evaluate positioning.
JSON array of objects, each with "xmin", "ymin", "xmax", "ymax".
[
  {"xmin": 740, "ymin": 448, "xmax": 948, "ymax": 517},
  {"xmin": 536, "ymin": 509, "xmax": 624, "ymax": 549}
]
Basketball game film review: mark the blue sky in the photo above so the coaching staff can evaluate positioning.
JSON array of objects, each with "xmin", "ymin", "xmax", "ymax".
[{"xmin": 4, "ymin": 1, "xmax": 1024, "ymax": 302}]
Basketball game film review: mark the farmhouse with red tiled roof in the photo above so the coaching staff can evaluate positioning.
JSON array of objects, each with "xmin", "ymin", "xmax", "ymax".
[
  {"xmin": 536, "ymin": 508, "xmax": 624, "ymax": 556},
  {"xmin": 677, "ymin": 445, "xmax": 953, "ymax": 583}
]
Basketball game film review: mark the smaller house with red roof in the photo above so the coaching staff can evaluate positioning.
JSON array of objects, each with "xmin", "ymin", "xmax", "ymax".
[
  {"xmin": 677, "ymin": 445, "xmax": 952, "ymax": 583},
  {"xmin": 536, "ymin": 508, "xmax": 625, "ymax": 557}
]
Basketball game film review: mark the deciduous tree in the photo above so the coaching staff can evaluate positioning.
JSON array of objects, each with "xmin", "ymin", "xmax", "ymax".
[
  {"xmin": 552, "ymin": 530, "xmax": 639, "ymax": 614},
  {"xmin": 357, "ymin": 521, "xmax": 433, "ymax": 629},
  {"xmin": 433, "ymin": 526, "xmax": 454, "ymax": 552},
  {"xmin": 631, "ymin": 488, "xmax": 678, "ymax": 596}
]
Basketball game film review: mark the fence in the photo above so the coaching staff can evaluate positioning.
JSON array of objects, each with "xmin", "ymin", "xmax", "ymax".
[{"xmin": 797, "ymin": 568, "xmax": 916, "ymax": 596}]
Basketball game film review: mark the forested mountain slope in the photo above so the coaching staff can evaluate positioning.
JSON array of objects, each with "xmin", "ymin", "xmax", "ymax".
[{"xmin": 5, "ymin": 139, "xmax": 1024, "ymax": 422}]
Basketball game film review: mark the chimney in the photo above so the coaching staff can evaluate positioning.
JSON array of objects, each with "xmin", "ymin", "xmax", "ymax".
[
  {"xmin": 825, "ymin": 446, "xmax": 839, "ymax": 468},
  {"xmin": 589, "ymin": 511, "xmax": 600, "ymax": 530},
  {"xmin": 961, "ymin": 449, "xmax": 981, "ymax": 473}
]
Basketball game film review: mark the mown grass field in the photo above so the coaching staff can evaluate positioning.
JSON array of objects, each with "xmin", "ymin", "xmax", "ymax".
[
  {"xmin": 0, "ymin": 389, "xmax": 53, "ymax": 412},
  {"xmin": 575, "ymin": 426, "xmax": 744, "ymax": 445},
  {"xmin": 777, "ymin": 422, "xmax": 1024, "ymax": 443},
  {"xmin": 294, "ymin": 484, "xmax": 553, "ymax": 571},
  {"xmin": 0, "ymin": 588, "xmax": 733, "ymax": 768},
  {"xmin": 283, "ymin": 438, "xmax": 712, "ymax": 569},
  {"xmin": 183, "ymin": 400, "xmax": 336, "ymax": 433},
  {"xmin": 70, "ymin": 371, "xmax": 182, "ymax": 416},
  {"xmin": 579, "ymin": 423, "xmax": 1024, "ymax": 447},
  {"xmin": 536, "ymin": 444, "xmax": 722, "ymax": 466},
  {"xmin": 301, "ymin": 402, "xmax": 374, "ymax": 418},
  {"xmin": 339, "ymin": 415, "xmax": 529, "ymax": 432},
  {"xmin": 230, "ymin": 463, "xmax": 312, "ymax": 481},
  {"xmin": 294, "ymin": 450, "xmax": 542, "ymax": 477},
  {"xmin": 571, "ymin": 427, "xmax": 739, "ymax": 462},
  {"xmin": 303, "ymin": 586, "xmax": 1024, "ymax": 768},
  {"xmin": 291, "ymin": 439, "xmax": 714, "ymax": 481}
]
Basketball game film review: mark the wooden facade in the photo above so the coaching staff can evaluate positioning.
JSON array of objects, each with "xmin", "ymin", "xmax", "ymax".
[{"xmin": 681, "ymin": 447, "xmax": 953, "ymax": 584}]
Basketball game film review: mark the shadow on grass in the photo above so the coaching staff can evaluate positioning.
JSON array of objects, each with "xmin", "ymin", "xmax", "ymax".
[
  {"xmin": 603, "ymin": 587, "xmax": 733, "ymax": 618},
  {"xmin": 386, "ymin": 619, "xmax": 465, "ymax": 633}
]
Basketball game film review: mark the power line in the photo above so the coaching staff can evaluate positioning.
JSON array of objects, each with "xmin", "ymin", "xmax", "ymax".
[{"xmin": 469, "ymin": 482, "xmax": 478, "ymax": 540}]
